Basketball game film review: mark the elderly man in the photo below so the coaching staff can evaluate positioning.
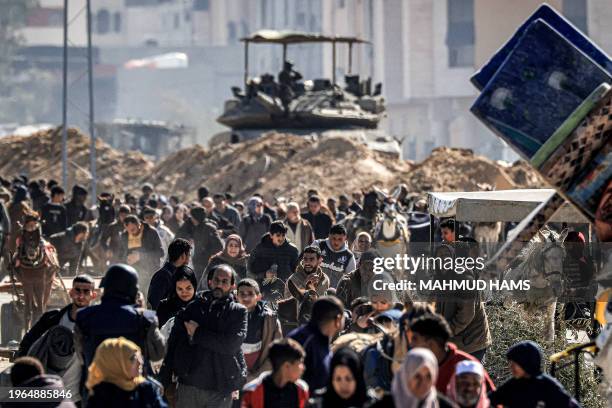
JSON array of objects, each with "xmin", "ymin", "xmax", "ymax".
[
  {"xmin": 283, "ymin": 202, "xmax": 314, "ymax": 253},
  {"xmin": 447, "ymin": 360, "xmax": 490, "ymax": 408},
  {"xmin": 239, "ymin": 196, "xmax": 272, "ymax": 253}
]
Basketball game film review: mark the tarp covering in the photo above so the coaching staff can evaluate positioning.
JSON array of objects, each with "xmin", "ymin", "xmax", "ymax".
[
  {"xmin": 427, "ymin": 189, "xmax": 589, "ymax": 223},
  {"xmin": 241, "ymin": 30, "xmax": 370, "ymax": 44}
]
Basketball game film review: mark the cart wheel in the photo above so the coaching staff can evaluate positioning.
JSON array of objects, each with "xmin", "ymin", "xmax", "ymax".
[{"xmin": 1, "ymin": 302, "xmax": 24, "ymax": 346}]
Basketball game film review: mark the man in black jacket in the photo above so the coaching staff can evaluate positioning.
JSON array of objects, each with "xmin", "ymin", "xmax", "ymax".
[
  {"xmin": 41, "ymin": 186, "xmax": 67, "ymax": 237},
  {"xmin": 161, "ymin": 264, "xmax": 247, "ymax": 408},
  {"xmin": 65, "ymin": 185, "xmax": 93, "ymax": 227},
  {"xmin": 49, "ymin": 222, "xmax": 89, "ymax": 275},
  {"xmin": 301, "ymin": 195, "xmax": 333, "ymax": 240},
  {"xmin": 176, "ymin": 207, "xmax": 223, "ymax": 283},
  {"xmin": 18, "ymin": 274, "xmax": 97, "ymax": 356},
  {"xmin": 147, "ymin": 238, "xmax": 193, "ymax": 310},
  {"xmin": 75, "ymin": 264, "xmax": 165, "ymax": 373},
  {"xmin": 118, "ymin": 215, "xmax": 164, "ymax": 299},
  {"xmin": 249, "ymin": 221, "xmax": 299, "ymax": 282}
]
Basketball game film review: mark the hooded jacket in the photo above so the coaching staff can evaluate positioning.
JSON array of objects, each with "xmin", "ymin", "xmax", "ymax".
[
  {"xmin": 489, "ymin": 342, "xmax": 579, "ymax": 408},
  {"xmin": 249, "ymin": 233, "xmax": 299, "ymax": 281}
]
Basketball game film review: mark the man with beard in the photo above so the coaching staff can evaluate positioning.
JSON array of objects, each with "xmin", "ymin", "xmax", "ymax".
[
  {"xmin": 447, "ymin": 361, "xmax": 491, "ymax": 408},
  {"xmin": 284, "ymin": 245, "xmax": 330, "ymax": 298},
  {"xmin": 160, "ymin": 265, "xmax": 248, "ymax": 408},
  {"xmin": 336, "ymin": 249, "xmax": 381, "ymax": 308},
  {"xmin": 65, "ymin": 185, "xmax": 93, "ymax": 227}
]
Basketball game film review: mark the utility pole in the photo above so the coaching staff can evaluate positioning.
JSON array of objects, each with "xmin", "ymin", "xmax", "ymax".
[
  {"xmin": 86, "ymin": 0, "xmax": 96, "ymax": 200},
  {"xmin": 62, "ymin": 0, "xmax": 69, "ymax": 189}
]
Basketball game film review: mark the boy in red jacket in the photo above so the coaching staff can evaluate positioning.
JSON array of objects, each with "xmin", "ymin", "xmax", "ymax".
[{"xmin": 241, "ymin": 338, "xmax": 309, "ymax": 408}]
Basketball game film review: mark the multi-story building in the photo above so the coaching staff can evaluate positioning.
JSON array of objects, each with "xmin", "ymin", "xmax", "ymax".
[
  {"xmin": 323, "ymin": 0, "xmax": 592, "ymax": 161},
  {"xmin": 13, "ymin": 0, "xmax": 606, "ymax": 155}
]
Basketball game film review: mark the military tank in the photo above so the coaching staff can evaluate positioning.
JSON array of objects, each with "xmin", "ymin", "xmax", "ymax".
[{"xmin": 214, "ymin": 30, "xmax": 399, "ymax": 156}]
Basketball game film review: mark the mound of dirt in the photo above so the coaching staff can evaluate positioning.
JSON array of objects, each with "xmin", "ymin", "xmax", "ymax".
[
  {"xmin": 142, "ymin": 132, "xmax": 414, "ymax": 202},
  {"xmin": 400, "ymin": 146, "xmax": 547, "ymax": 193},
  {"xmin": 0, "ymin": 127, "xmax": 153, "ymax": 193},
  {"xmin": 0, "ymin": 129, "xmax": 546, "ymax": 201}
]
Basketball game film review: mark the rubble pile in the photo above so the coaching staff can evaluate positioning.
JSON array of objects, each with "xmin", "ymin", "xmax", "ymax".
[
  {"xmin": 142, "ymin": 132, "xmax": 414, "ymax": 202},
  {"xmin": 0, "ymin": 129, "xmax": 547, "ymax": 201},
  {"xmin": 0, "ymin": 127, "xmax": 154, "ymax": 193},
  {"xmin": 400, "ymin": 146, "xmax": 548, "ymax": 193}
]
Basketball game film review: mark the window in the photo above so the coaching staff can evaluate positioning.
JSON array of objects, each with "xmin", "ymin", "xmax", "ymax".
[
  {"xmin": 174, "ymin": 12, "xmax": 180, "ymax": 29},
  {"xmin": 446, "ymin": 0, "xmax": 474, "ymax": 67},
  {"xmin": 96, "ymin": 9, "xmax": 110, "ymax": 34},
  {"xmin": 338, "ymin": 0, "xmax": 345, "ymax": 8},
  {"xmin": 563, "ymin": 0, "xmax": 587, "ymax": 33},
  {"xmin": 194, "ymin": 0, "xmax": 210, "ymax": 11},
  {"xmin": 113, "ymin": 12, "xmax": 121, "ymax": 32},
  {"xmin": 241, "ymin": 20, "xmax": 249, "ymax": 37}
]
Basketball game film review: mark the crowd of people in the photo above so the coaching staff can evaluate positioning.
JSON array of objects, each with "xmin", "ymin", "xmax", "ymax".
[{"xmin": 0, "ymin": 177, "xmax": 596, "ymax": 407}]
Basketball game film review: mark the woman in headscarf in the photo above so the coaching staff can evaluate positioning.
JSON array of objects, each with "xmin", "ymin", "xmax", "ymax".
[
  {"xmin": 370, "ymin": 348, "xmax": 456, "ymax": 407},
  {"xmin": 86, "ymin": 337, "xmax": 167, "ymax": 408},
  {"xmin": 351, "ymin": 231, "xmax": 372, "ymax": 264},
  {"xmin": 311, "ymin": 347, "xmax": 370, "ymax": 408},
  {"xmin": 200, "ymin": 234, "xmax": 249, "ymax": 289},
  {"xmin": 156, "ymin": 265, "xmax": 197, "ymax": 328}
]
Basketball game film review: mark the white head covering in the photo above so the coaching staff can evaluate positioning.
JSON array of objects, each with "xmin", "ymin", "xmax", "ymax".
[
  {"xmin": 455, "ymin": 360, "xmax": 484, "ymax": 378},
  {"xmin": 391, "ymin": 347, "xmax": 439, "ymax": 408}
]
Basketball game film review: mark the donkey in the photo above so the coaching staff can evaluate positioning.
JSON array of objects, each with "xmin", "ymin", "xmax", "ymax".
[
  {"xmin": 12, "ymin": 214, "xmax": 61, "ymax": 330},
  {"xmin": 503, "ymin": 228, "xmax": 568, "ymax": 341}
]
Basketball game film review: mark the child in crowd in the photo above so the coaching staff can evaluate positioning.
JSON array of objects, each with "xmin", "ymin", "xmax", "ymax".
[
  {"xmin": 236, "ymin": 279, "xmax": 283, "ymax": 382},
  {"xmin": 241, "ymin": 338, "xmax": 309, "ymax": 408}
]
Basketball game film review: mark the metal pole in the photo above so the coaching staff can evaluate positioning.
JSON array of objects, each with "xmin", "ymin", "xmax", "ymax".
[
  {"xmin": 62, "ymin": 0, "xmax": 69, "ymax": 189},
  {"xmin": 86, "ymin": 0, "xmax": 96, "ymax": 202},
  {"xmin": 574, "ymin": 352, "xmax": 580, "ymax": 401},
  {"xmin": 348, "ymin": 42, "xmax": 353, "ymax": 74},
  {"xmin": 332, "ymin": 40, "xmax": 337, "ymax": 85},
  {"xmin": 244, "ymin": 41, "xmax": 249, "ymax": 86},
  {"xmin": 282, "ymin": 43, "xmax": 287, "ymax": 64}
]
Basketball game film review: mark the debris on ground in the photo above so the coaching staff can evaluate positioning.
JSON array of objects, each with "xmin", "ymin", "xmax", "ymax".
[{"xmin": 0, "ymin": 129, "xmax": 547, "ymax": 202}]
